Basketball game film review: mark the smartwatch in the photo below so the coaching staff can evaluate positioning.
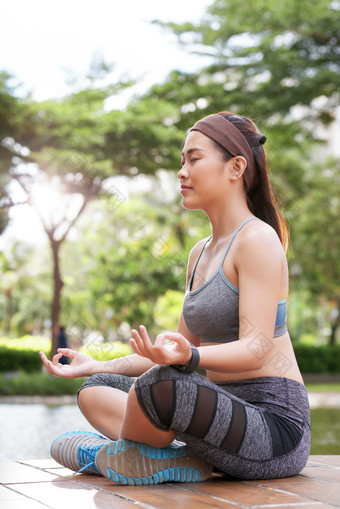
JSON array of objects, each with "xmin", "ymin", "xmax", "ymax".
[{"xmin": 171, "ymin": 344, "xmax": 200, "ymax": 374}]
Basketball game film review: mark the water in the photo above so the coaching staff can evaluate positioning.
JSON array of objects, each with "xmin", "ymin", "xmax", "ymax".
[
  {"xmin": 0, "ymin": 401, "xmax": 94, "ymax": 461},
  {"xmin": 310, "ymin": 407, "xmax": 340, "ymax": 454},
  {"xmin": 0, "ymin": 403, "xmax": 339, "ymax": 461}
]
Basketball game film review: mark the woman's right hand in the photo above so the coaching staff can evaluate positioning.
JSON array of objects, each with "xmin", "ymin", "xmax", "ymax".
[{"xmin": 39, "ymin": 348, "xmax": 96, "ymax": 379}]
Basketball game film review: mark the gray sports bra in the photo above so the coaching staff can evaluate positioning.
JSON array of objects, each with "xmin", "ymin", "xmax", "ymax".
[{"xmin": 182, "ymin": 218, "xmax": 288, "ymax": 343}]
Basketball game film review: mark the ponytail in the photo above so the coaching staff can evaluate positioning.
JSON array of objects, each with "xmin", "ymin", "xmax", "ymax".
[{"xmin": 218, "ymin": 112, "xmax": 289, "ymax": 252}]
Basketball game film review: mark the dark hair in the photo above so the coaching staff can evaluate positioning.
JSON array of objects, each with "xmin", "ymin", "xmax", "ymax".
[{"xmin": 213, "ymin": 111, "xmax": 289, "ymax": 251}]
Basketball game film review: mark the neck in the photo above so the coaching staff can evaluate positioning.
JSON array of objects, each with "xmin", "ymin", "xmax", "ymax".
[{"xmin": 203, "ymin": 191, "xmax": 253, "ymax": 243}]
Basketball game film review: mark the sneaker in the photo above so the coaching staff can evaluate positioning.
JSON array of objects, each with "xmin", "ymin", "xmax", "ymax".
[
  {"xmin": 95, "ymin": 439, "xmax": 213, "ymax": 485},
  {"xmin": 50, "ymin": 431, "xmax": 109, "ymax": 475}
]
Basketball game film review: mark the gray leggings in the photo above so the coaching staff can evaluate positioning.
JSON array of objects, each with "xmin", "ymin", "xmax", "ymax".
[{"xmin": 78, "ymin": 367, "xmax": 310, "ymax": 480}]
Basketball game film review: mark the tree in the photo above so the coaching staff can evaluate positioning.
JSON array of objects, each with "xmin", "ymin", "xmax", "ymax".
[
  {"xmin": 158, "ymin": 0, "xmax": 339, "ymax": 120},
  {"xmin": 0, "ymin": 72, "xmax": 27, "ymax": 233},
  {"xmin": 0, "ymin": 66, "xmax": 136, "ymax": 356},
  {"xmin": 147, "ymin": 0, "xmax": 340, "ymax": 342},
  {"xmin": 59, "ymin": 176, "xmax": 209, "ymax": 342},
  {"xmin": 0, "ymin": 243, "xmax": 51, "ymax": 336},
  {"xmin": 0, "ymin": 64, "xmax": 196, "ymax": 356},
  {"xmin": 289, "ymin": 157, "xmax": 340, "ymax": 344},
  {"xmin": 151, "ymin": 0, "xmax": 339, "ymax": 185}
]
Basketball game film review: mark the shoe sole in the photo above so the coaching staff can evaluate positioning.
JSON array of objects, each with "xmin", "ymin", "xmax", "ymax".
[{"xmin": 95, "ymin": 439, "xmax": 213, "ymax": 486}]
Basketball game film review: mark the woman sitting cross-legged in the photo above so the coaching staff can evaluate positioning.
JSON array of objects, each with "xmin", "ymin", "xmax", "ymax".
[{"xmin": 40, "ymin": 111, "xmax": 310, "ymax": 486}]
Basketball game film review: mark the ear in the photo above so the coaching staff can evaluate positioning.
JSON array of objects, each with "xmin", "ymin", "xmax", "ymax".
[{"xmin": 229, "ymin": 156, "xmax": 247, "ymax": 181}]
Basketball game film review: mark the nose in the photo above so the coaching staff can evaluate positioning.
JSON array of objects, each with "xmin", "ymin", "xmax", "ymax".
[{"xmin": 177, "ymin": 164, "xmax": 188, "ymax": 181}]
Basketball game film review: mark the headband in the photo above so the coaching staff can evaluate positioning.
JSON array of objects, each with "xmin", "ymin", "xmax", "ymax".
[{"xmin": 190, "ymin": 114, "xmax": 258, "ymax": 190}]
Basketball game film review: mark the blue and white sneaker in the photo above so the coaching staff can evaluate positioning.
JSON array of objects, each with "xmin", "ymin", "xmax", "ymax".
[
  {"xmin": 95, "ymin": 439, "xmax": 213, "ymax": 485},
  {"xmin": 50, "ymin": 431, "xmax": 109, "ymax": 475}
]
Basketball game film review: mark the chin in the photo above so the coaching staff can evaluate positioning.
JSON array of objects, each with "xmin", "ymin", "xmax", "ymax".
[
  {"xmin": 181, "ymin": 199, "xmax": 198, "ymax": 210},
  {"xmin": 181, "ymin": 195, "xmax": 205, "ymax": 211}
]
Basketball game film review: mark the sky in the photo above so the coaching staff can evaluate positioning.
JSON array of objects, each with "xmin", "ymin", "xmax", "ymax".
[
  {"xmin": 0, "ymin": 0, "xmax": 211, "ymax": 247},
  {"xmin": 1, "ymin": 0, "xmax": 210, "ymax": 101}
]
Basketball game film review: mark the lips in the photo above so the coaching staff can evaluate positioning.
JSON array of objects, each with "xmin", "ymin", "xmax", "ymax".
[{"xmin": 181, "ymin": 185, "xmax": 193, "ymax": 190}]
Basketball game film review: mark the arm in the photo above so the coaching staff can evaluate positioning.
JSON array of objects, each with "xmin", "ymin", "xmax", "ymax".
[
  {"xmin": 130, "ymin": 225, "xmax": 287, "ymax": 373},
  {"xmin": 39, "ymin": 348, "xmax": 155, "ymax": 379},
  {"xmin": 40, "ymin": 240, "xmax": 208, "ymax": 378},
  {"xmin": 197, "ymin": 224, "xmax": 286, "ymax": 372}
]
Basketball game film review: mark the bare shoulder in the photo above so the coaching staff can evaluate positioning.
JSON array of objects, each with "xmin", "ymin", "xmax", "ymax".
[{"xmin": 235, "ymin": 220, "xmax": 286, "ymax": 267}]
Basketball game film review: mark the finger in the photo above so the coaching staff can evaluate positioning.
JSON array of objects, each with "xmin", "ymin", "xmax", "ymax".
[
  {"xmin": 52, "ymin": 352, "xmax": 63, "ymax": 365},
  {"xmin": 130, "ymin": 339, "xmax": 143, "ymax": 357},
  {"xmin": 154, "ymin": 332, "xmax": 174, "ymax": 352},
  {"xmin": 57, "ymin": 348, "xmax": 77, "ymax": 359},
  {"xmin": 40, "ymin": 352, "xmax": 57, "ymax": 374},
  {"xmin": 164, "ymin": 332, "xmax": 183, "ymax": 343},
  {"xmin": 131, "ymin": 329, "xmax": 144, "ymax": 351},
  {"xmin": 39, "ymin": 351, "xmax": 51, "ymax": 369},
  {"xmin": 138, "ymin": 325, "xmax": 153, "ymax": 348}
]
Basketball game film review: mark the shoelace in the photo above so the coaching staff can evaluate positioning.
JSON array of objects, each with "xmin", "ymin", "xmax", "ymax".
[{"xmin": 75, "ymin": 443, "xmax": 104, "ymax": 474}]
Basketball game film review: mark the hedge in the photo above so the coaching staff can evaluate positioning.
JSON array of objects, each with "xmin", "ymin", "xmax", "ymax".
[
  {"xmin": 0, "ymin": 342, "xmax": 339, "ymax": 375},
  {"xmin": 0, "ymin": 340, "xmax": 132, "ymax": 373},
  {"xmin": 0, "ymin": 346, "xmax": 43, "ymax": 373},
  {"xmin": 293, "ymin": 344, "xmax": 340, "ymax": 374},
  {"xmin": 0, "ymin": 371, "xmax": 85, "ymax": 396}
]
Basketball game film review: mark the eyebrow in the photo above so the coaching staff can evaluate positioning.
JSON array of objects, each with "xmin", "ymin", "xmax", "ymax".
[{"xmin": 181, "ymin": 147, "xmax": 205, "ymax": 157}]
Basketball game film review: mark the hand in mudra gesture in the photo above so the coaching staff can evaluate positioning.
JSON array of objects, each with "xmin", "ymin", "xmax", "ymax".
[
  {"xmin": 130, "ymin": 325, "xmax": 192, "ymax": 366},
  {"xmin": 39, "ymin": 348, "xmax": 96, "ymax": 378}
]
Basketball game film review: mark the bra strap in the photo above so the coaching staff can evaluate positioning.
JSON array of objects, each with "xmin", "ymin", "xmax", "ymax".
[
  {"xmin": 188, "ymin": 236, "xmax": 212, "ymax": 291},
  {"xmin": 220, "ymin": 217, "xmax": 258, "ymax": 267}
]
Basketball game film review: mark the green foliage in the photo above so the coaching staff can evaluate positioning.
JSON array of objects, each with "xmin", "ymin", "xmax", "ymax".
[
  {"xmin": 162, "ymin": 0, "xmax": 340, "ymax": 121},
  {"xmin": 289, "ymin": 158, "xmax": 340, "ymax": 299},
  {"xmin": 1, "ymin": 0, "xmax": 340, "ymax": 346},
  {"xmin": 0, "ymin": 346, "xmax": 45, "ymax": 373},
  {"xmin": 294, "ymin": 344, "xmax": 340, "ymax": 373},
  {"xmin": 151, "ymin": 0, "xmax": 340, "ymax": 343},
  {"xmin": 0, "ymin": 245, "xmax": 52, "ymax": 336},
  {"xmin": 0, "ymin": 335, "xmax": 132, "ymax": 372},
  {"xmin": 306, "ymin": 384, "xmax": 340, "ymax": 392},
  {"xmin": 0, "ymin": 335, "xmax": 50, "ymax": 351},
  {"xmin": 80, "ymin": 341, "xmax": 132, "ymax": 361},
  {"xmin": 0, "ymin": 335, "xmax": 51, "ymax": 375},
  {"xmin": 154, "ymin": 290, "xmax": 184, "ymax": 331},
  {"xmin": 60, "ymin": 187, "xmax": 209, "ymax": 337},
  {"xmin": 0, "ymin": 371, "xmax": 84, "ymax": 396}
]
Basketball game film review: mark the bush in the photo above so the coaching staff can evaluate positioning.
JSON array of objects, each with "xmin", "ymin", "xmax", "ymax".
[
  {"xmin": 80, "ymin": 341, "xmax": 132, "ymax": 361},
  {"xmin": 0, "ymin": 335, "xmax": 132, "ymax": 373},
  {"xmin": 0, "ymin": 335, "xmax": 50, "ymax": 352},
  {"xmin": 0, "ymin": 371, "xmax": 85, "ymax": 396},
  {"xmin": 294, "ymin": 344, "xmax": 340, "ymax": 373},
  {"xmin": 0, "ymin": 346, "xmax": 44, "ymax": 373}
]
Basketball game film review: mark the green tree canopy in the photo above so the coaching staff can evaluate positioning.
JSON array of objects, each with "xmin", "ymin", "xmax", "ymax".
[{"xmin": 147, "ymin": 0, "xmax": 340, "ymax": 343}]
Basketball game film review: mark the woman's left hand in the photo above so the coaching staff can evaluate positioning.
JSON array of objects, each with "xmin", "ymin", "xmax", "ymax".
[{"xmin": 130, "ymin": 325, "xmax": 192, "ymax": 367}]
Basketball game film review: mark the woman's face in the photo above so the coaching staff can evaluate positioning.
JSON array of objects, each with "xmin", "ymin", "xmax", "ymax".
[{"xmin": 178, "ymin": 130, "xmax": 231, "ymax": 210}]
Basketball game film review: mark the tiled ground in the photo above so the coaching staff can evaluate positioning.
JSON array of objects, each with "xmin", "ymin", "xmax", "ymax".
[{"xmin": 0, "ymin": 456, "xmax": 339, "ymax": 508}]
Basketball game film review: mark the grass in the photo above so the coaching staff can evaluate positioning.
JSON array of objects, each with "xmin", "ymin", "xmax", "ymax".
[
  {"xmin": 0, "ymin": 369, "xmax": 339, "ymax": 397},
  {"xmin": 306, "ymin": 384, "xmax": 340, "ymax": 392}
]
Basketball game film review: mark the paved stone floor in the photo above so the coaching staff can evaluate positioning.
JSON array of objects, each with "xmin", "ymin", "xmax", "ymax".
[{"xmin": 0, "ymin": 455, "xmax": 339, "ymax": 508}]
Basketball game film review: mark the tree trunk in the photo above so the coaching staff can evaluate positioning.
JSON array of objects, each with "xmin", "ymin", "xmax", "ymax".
[
  {"xmin": 4, "ymin": 288, "xmax": 12, "ymax": 335},
  {"xmin": 50, "ymin": 238, "xmax": 64, "ymax": 358},
  {"xmin": 329, "ymin": 299, "xmax": 340, "ymax": 346}
]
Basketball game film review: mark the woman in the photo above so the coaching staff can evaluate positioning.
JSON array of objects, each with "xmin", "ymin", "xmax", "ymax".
[{"xmin": 40, "ymin": 111, "xmax": 310, "ymax": 486}]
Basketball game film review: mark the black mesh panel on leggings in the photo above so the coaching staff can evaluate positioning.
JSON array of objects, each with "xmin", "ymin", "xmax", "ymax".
[
  {"xmin": 185, "ymin": 385, "xmax": 218, "ymax": 439},
  {"xmin": 221, "ymin": 399, "xmax": 247, "ymax": 453},
  {"xmin": 150, "ymin": 380, "xmax": 176, "ymax": 428},
  {"xmin": 263, "ymin": 411, "xmax": 302, "ymax": 457}
]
